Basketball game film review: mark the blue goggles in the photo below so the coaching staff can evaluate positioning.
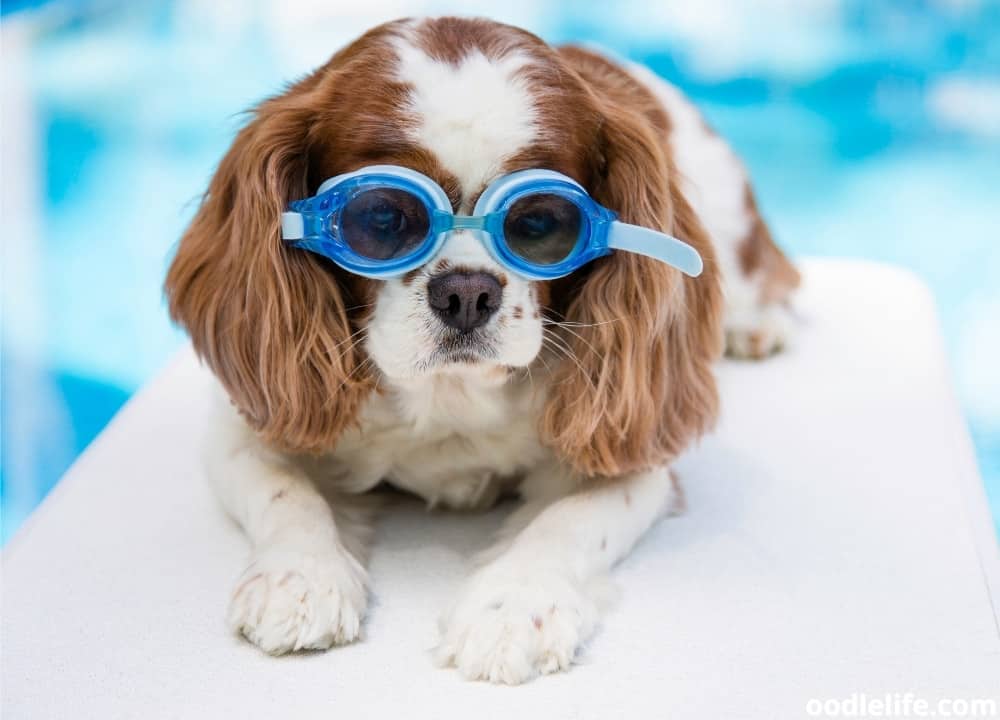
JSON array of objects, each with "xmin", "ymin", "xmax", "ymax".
[{"xmin": 281, "ymin": 165, "xmax": 703, "ymax": 281}]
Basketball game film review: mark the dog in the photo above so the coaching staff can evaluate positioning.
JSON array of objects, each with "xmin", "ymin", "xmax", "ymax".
[{"xmin": 164, "ymin": 16, "xmax": 799, "ymax": 684}]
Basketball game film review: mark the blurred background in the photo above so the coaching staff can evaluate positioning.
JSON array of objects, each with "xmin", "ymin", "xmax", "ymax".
[{"xmin": 1, "ymin": 0, "xmax": 998, "ymax": 544}]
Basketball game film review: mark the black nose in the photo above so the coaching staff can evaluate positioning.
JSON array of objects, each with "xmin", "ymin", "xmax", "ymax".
[{"xmin": 427, "ymin": 271, "xmax": 503, "ymax": 332}]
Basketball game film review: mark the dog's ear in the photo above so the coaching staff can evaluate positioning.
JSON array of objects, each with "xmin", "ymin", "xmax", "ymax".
[
  {"xmin": 540, "ymin": 105, "xmax": 724, "ymax": 478},
  {"xmin": 164, "ymin": 84, "xmax": 374, "ymax": 453}
]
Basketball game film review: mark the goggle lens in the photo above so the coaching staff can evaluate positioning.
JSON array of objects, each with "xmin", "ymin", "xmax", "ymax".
[
  {"xmin": 502, "ymin": 193, "xmax": 582, "ymax": 266},
  {"xmin": 340, "ymin": 187, "xmax": 431, "ymax": 260}
]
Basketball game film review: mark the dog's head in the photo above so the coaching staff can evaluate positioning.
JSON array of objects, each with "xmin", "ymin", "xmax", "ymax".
[{"xmin": 165, "ymin": 17, "xmax": 722, "ymax": 478}]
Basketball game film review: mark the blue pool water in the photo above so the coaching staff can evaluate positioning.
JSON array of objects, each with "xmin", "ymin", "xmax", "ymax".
[{"xmin": 2, "ymin": 0, "xmax": 998, "ymax": 543}]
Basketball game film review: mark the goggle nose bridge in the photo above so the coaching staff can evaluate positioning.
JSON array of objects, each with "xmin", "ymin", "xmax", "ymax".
[
  {"xmin": 450, "ymin": 215, "xmax": 488, "ymax": 230},
  {"xmin": 431, "ymin": 211, "xmax": 491, "ymax": 234}
]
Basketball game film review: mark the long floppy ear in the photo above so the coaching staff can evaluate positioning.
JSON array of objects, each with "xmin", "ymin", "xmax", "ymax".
[
  {"xmin": 164, "ymin": 88, "xmax": 374, "ymax": 453},
  {"xmin": 540, "ymin": 107, "xmax": 724, "ymax": 478}
]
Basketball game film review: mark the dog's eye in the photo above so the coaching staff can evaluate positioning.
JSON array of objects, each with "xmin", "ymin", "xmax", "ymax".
[
  {"xmin": 503, "ymin": 194, "xmax": 582, "ymax": 266},
  {"xmin": 367, "ymin": 203, "xmax": 406, "ymax": 234},
  {"xmin": 512, "ymin": 210, "xmax": 557, "ymax": 239},
  {"xmin": 340, "ymin": 188, "xmax": 430, "ymax": 260}
]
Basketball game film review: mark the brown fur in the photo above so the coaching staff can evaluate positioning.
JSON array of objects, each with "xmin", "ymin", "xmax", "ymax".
[
  {"xmin": 163, "ymin": 23, "xmax": 417, "ymax": 453},
  {"xmin": 536, "ymin": 47, "xmax": 724, "ymax": 479},
  {"xmin": 413, "ymin": 16, "xmax": 543, "ymax": 66}
]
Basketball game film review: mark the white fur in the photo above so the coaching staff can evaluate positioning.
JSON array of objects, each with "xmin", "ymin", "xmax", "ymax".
[
  {"xmin": 203, "ymin": 36, "xmax": 787, "ymax": 679},
  {"xmin": 205, "ymin": 390, "xmax": 369, "ymax": 654},
  {"xmin": 332, "ymin": 361, "xmax": 548, "ymax": 507},
  {"xmin": 395, "ymin": 36, "xmax": 538, "ymax": 205}
]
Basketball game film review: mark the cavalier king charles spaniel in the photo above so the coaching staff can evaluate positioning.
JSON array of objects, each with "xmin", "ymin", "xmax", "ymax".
[{"xmin": 165, "ymin": 16, "xmax": 799, "ymax": 684}]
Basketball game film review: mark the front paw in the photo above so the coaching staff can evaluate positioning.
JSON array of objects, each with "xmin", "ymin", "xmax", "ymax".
[
  {"xmin": 227, "ymin": 546, "xmax": 367, "ymax": 655},
  {"xmin": 434, "ymin": 565, "xmax": 600, "ymax": 684}
]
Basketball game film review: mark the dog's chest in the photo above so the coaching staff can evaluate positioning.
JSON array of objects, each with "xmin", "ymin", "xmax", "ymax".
[{"xmin": 328, "ymin": 370, "xmax": 549, "ymax": 508}]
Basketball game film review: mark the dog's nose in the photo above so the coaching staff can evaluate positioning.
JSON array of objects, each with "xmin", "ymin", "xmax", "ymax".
[{"xmin": 427, "ymin": 271, "xmax": 503, "ymax": 332}]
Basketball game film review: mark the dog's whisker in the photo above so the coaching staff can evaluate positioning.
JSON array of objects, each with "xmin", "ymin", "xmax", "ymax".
[
  {"xmin": 545, "ymin": 323, "xmax": 603, "ymax": 362},
  {"xmin": 541, "ymin": 331, "xmax": 599, "ymax": 395},
  {"xmin": 541, "ymin": 316, "xmax": 624, "ymax": 329},
  {"xmin": 542, "ymin": 306, "xmax": 625, "ymax": 326},
  {"xmin": 319, "ymin": 332, "xmax": 367, "ymax": 367},
  {"xmin": 343, "ymin": 302, "xmax": 376, "ymax": 313}
]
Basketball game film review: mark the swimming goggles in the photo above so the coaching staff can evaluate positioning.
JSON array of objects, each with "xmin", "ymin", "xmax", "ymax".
[{"xmin": 281, "ymin": 165, "xmax": 703, "ymax": 281}]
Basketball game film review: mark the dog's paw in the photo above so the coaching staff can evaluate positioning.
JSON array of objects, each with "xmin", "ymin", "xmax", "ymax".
[
  {"xmin": 725, "ymin": 302, "xmax": 794, "ymax": 360},
  {"xmin": 227, "ymin": 546, "xmax": 367, "ymax": 655},
  {"xmin": 434, "ymin": 564, "xmax": 601, "ymax": 684}
]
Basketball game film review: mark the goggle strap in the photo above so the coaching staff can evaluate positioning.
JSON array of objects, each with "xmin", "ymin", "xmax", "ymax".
[
  {"xmin": 607, "ymin": 221, "xmax": 704, "ymax": 277},
  {"xmin": 281, "ymin": 212, "xmax": 305, "ymax": 240}
]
